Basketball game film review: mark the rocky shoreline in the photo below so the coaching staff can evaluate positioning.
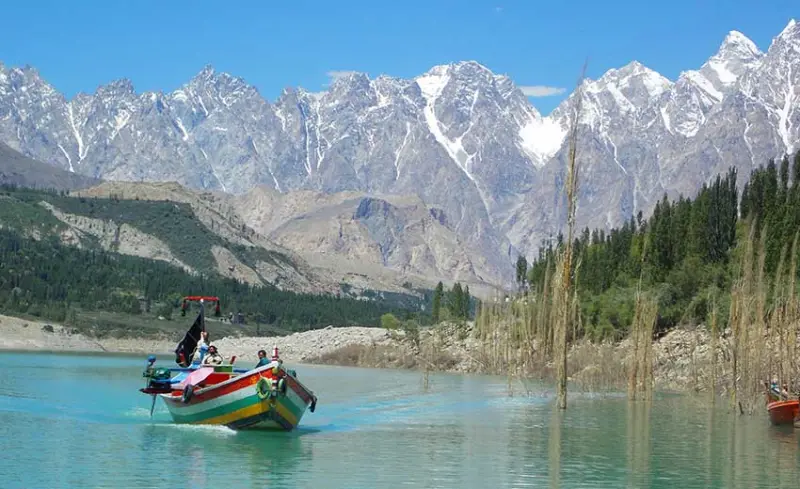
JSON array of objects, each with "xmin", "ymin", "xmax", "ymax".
[{"xmin": 0, "ymin": 313, "xmax": 719, "ymax": 393}]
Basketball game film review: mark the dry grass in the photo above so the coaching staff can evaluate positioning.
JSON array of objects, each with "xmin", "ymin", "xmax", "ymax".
[
  {"xmin": 627, "ymin": 293, "xmax": 657, "ymax": 400},
  {"xmin": 305, "ymin": 341, "xmax": 460, "ymax": 372}
]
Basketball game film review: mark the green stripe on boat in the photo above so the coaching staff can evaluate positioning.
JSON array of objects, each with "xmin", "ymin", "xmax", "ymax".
[{"xmin": 170, "ymin": 393, "xmax": 306, "ymax": 424}]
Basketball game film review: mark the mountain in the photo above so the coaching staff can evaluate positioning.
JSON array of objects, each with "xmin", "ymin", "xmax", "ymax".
[
  {"xmin": 231, "ymin": 186, "xmax": 506, "ymax": 289},
  {"xmin": 0, "ymin": 142, "xmax": 99, "ymax": 190},
  {"xmin": 0, "ymin": 20, "xmax": 798, "ymax": 289}
]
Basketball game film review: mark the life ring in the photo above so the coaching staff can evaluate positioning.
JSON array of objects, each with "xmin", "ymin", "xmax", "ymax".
[
  {"xmin": 277, "ymin": 378, "xmax": 287, "ymax": 396},
  {"xmin": 256, "ymin": 377, "xmax": 271, "ymax": 400},
  {"xmin": 182, "ymin": 384, "xmax": 194, "ymax": 404}
]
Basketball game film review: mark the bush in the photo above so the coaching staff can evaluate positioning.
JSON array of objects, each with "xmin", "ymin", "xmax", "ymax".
[{"xmin": 381, "ymin": 313, "xmax": 401, "ymax": 330}]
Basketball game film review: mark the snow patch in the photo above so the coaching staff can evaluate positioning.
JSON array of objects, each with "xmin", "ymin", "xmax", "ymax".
[
  {"xmin": 374, "ymin": 84, "xmax": 390, "ymax": 108},
  {"xmin": 175, "ymin": 118, "xmax": 189, "ymax": 141},
  {"xmin": 211, "ymin": 167, "xmax": 227, "ymax": 192},
  {"xmin": 684, "ymin": 71, "xmax": 722, "ymax": 102},
  {"xmin": 659, "ymin": 106, "xmax": 673, "ymax": 134},
  {"xmin": 197, "ymin": 95, "xmax": 209, "ymax": 117},
  {"xmin": 707, "ymin": 60, "xmax": 737, "ymax": 85},
  {"xmin": 212, "ymin": 126, "xmax": 228, "ymax": 132},
  {"xmin": 394, "ymin": 122, "xmax": 411, "ymax": 180},
  {"xmin": 607, "ymin": 137, "xmax": 628, "ymax": 175},
  {"xmin": 274, "ymin": 107, "xmax": 287, "ymax": 132},
  {"xmin": 640, "ymin": 71, "xmax": 672, "ymax": 98},
  {"xmin": 57, "ymin": 144, "xmax": 74, "ymax": 172},
  {"xmin": 777, "ymin": 63, "xmax": 796, "ymax": 154},
  {"xmin": 200, "ymin": 148, "xmax": 208, "ymax": 159},
  {"xmin": 251, "ymin": 138, "xmax": 282, "ymax": 192},
  {"xmin": 66, "ymin": 104, "xmax": 87, "ymax": 161},
  {"xmin": 518, "ymin": 116, "xmax": 566, "ymax": 164},
  {"xmin": 607, "ymin": 83, "xmax": 636, "ymax": 112},
  {"xmin": 416, "ymin": 67, "xmax": 450, "ymax": 100},
  {"xmin": 111, "ymin": 110, "xmax": 130, "ymax": 141},
  {"xmin": 172, "ymin": 90, "xmax": 188, "ymax": 103}
]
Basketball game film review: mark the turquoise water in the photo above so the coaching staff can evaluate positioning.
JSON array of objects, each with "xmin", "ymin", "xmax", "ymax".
[{"xmin": 1, "ymin": 351, "xmax": 799, "ymax": 488}]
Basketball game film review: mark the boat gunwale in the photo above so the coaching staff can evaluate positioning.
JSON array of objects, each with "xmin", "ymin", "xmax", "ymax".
[{"xmin": 159, "ymin": 362, "xmax": 315, "ymax": 403}]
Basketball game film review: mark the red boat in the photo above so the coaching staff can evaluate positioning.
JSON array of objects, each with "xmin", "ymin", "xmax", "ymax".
[
  {"xmin": 767, "ymin": 400, "xmax": 800, "ymax": 425},
  {"xmin": 765, "ymin": 381, "xmax": 800, "ymax": 425}
]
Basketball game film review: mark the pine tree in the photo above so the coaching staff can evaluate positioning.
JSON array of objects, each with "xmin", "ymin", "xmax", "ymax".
[
  {"xmin": 431, "ymin": 282, "xmax": 443, "ymax": 323},
  {"xmin": 462, "ymin": 285, "xmax": 471, "ymax": 320},
  {"xmin": 515, "ymin": 255, "xmax": 528, "ymax": 292},
  {"xmin": 448, "ymin": 282, "xmax": 463, "ymax": 320}
]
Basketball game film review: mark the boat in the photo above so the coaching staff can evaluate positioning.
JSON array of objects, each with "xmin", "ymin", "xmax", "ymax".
[
  {"xmin": 139, "ymin": 296, "xmax": 318, "ymax": 430},
  {"xmin": 764, "ymin": 380, "xmax": 799, "ymax": 426}
]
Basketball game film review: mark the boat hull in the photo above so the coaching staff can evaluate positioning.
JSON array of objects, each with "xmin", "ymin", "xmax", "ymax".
[
  {"xmin": 160, "ymin": 366, "xmax": 316, "ymax": 430},
  {"xmin": 767, "ymin": 400, "xmax": 799, "ymax": 426}
]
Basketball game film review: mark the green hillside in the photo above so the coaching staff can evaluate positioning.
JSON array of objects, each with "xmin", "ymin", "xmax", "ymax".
[
  {"xmin": 0, "ymin": 184, "xmax": 427, "ymax": 336},
  {"xmin": 526, "ymin": 151, "xmax": 800, "ymax": 340},
  {"xmin": 0, "ymin": 185, "xmax": 292, "ymax": 274}
]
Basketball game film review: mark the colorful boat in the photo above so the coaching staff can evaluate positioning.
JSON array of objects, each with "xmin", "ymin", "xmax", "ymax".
[
  {"xmin": 139, "ymin": 296, "xmax": 318, "ymax": 430},
  {"xmin": 765, "ymin": 381, "xmax": 799, "ymax": 426}
]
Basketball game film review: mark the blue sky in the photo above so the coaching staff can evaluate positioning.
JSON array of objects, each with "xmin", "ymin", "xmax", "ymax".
[{"xmin": 0, "ymin": 0, "xmax": 796, "ymax": 115}]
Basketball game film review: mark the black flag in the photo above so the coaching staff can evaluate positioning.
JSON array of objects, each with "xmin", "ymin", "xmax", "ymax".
[{"xmin": 174, "ymin": 312, "xmax": 203, "ymax": 367}]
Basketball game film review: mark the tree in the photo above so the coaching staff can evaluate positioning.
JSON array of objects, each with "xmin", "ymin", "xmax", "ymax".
[
  {"xmin": 448, "ymin": 282, "xmax": 464, "ymax": 320},
  {"xmin": 380, "ymin": 313, "xmax": 401, "ymax": 330},
  {"xmin": 431, "ymin": 282, "xmax": 443, "ymax": 324},
  {"xmin": 462, "ymin": 285, "xmax": 471, "ymax": 319},
  {"xmin": 515, "ymin": 255, "xmax": 528, "ymax": 292}
]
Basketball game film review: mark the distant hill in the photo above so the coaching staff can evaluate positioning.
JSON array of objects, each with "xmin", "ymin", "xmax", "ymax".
[{"xmin": 0, "ymin": 142, "xmax": 99, "ymax": 190}]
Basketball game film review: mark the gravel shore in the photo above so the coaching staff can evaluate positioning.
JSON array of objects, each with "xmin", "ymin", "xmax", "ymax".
[
  {"xmin": 0, "ymin": 313, "xmax": 726, "ymax": 394},
  {"xmin": 0, "ymin": 314, "xmax": 395, "ymax": 367}
]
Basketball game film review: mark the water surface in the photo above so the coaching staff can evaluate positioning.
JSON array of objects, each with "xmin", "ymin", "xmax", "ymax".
[{"xmin": 1, "ymin": 351, "xmax": 798, "ymax": 488}]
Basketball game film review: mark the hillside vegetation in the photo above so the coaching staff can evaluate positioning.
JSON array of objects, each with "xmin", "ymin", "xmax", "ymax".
[
  {"xmin": 0, "ymin": 185, "xmax": 427, "ymax": 336},
  {"xmin": 525, "ymin": 151, "xmax": 800, "ymax": 340}
]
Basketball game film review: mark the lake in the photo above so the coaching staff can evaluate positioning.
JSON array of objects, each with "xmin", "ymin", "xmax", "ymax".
[{"xmin": 0, "ymin": 351, "xmax": 798, "ymax": 488}]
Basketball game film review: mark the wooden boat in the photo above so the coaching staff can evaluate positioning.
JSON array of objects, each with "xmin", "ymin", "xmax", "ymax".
[
  {"xmin": 765, "ymin": 381, "xmax": 799, "ymax": 426},
  {"xmin": 139, "ymin": 296, "xmax": 318, "ymax": 430},
  {"xmin": 767, "ymin": 399, "xmax": 800, "ymax": 426}
]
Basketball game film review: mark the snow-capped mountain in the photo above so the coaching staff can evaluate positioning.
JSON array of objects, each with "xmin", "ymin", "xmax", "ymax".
[{"xmin": 0, "ymin": 19, "xmax": 798, "ymax": 288}]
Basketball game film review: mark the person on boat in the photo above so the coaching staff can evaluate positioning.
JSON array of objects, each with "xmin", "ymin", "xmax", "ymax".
[
  {"xmin": 256, "ymin": 349, "xmax": 269, "ymax": 368},
  {"xmin": 202, "ymin": 345, "xmax": 224, "ymax": 366},
  {"xmin": 191, "ymin": 331, "xmax": 210, "ymax": 366}
]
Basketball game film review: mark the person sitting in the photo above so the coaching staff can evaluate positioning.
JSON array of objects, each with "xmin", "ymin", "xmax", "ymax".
[
  {"xmin": 202, "ymin": 345, "xmax": 224, "ymax": 366},
  {"xmin": 256, "ymin": 349, "xmax": 269, "ymax": 368}
]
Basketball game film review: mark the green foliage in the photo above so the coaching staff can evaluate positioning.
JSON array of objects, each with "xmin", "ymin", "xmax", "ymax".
[
  {"xmin": 402, "ymin": 319, "xmax": 420, "ymax": 350},
  {"xmin": 515, "ymin": 254, "xmax": 528, "ymax": 290},
  {"xmin": 445, "ymin": 282, "xmax": 472, "ymax": 321},
  {"xmin": 528, "ymin": 153, "xmax": 800, "ymax": 337},
  {"xmin": 0, "ymin": 227, "xmax": 422, "ymax": 333},
  {"xmin": 431, "ymin": 282, "xmax": 443, "ymax": 323},
  {"xmin": 381, "ymin": 313, "xmax": 400, "ymax": 330},
  {"xmin": 0, "ymin": 185, "xmax": 295, "ymax": 279}
]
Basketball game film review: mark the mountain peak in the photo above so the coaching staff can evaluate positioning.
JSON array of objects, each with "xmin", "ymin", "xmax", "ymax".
[
  {"xmin": 779, "ymin": 18, "xmax": 797, "ymax": 38},
  {"xmin": 591, "ymin": 61, "xmax": 672, "ymax": 99},
  {"xmin": 717, "ymin": 30, "xmax": 761, "ymax": 59},
  {"xmin": 199, "ymin": 64, "xmax": 215, "ymax": 77},
  {"xmin": 700, "ymin": 29, "xmax": 763, "ymax": 89},
  {"xmin": 99, "ymin": 78, "xmax": 135, "ymax": 95}
]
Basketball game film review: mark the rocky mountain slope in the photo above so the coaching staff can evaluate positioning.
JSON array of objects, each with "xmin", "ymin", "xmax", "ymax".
[
  {"xmin": 0, "ymin": 20, "xmax": 797, "ymax": 288},
  {"xmin": 72, "ymin": 181, "xmax": 437, "ymax": 296},
  {"xmin": 0, "ymin": 142, "xmax": 99, "ymax": 190},
  {"xmin": 232, "ymin": 186, "xmax": 504, "ymax": 288}
]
